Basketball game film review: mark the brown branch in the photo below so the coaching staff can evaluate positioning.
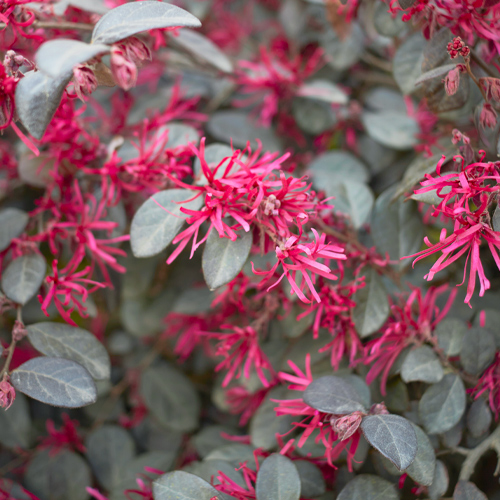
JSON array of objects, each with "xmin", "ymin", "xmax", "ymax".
[
  {"xmin": 459, "ymin": 425, "xmax": 500, "ymax": 480},
  {"xmin": 0, "ymin": 20, "xmax": 94, "ymax": 31}
]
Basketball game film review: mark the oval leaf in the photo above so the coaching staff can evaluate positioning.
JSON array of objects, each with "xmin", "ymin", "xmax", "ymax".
[
  {"xmin": 35, "ymin": 39, "xmax": 110, "ymax": 79},
  {"xmin": 296, "ymin": 80, "xmax": 348, "ymax": 104},
  {"xmin": 352, "ymin": 267, "xmax": 390, "ymax": 337},
  {"xmin": 202, "ymin": 229, "xmax": 252, "ymax": 290},
  {"xmin": 362, "ymin": 111, "xmax": 419, "ymax": 150},
  {"xmin": 419, "ymin": 373, "xmax": 466, "ymax": 434},
  {"xmin": 0, "ymin": 208, "xmax": 29, "ymax": 252},
  {"xmin": 26, "ymin": 322, "xmax": 111, "ymax": 380},
  {"xmin": 328, "ymin": 180, "xmax": 374, "ymax": 229},
  {"xmin": 1, "ymin": 254, "xmax": 46, "ymax": 305},
  {"xmin": 130, "ymin": 188, "xmax": 203, "ymax": 258},
  {"xmin": 466, "ymin": 399, "xmax": 492, "ymax": 438},
  {"xmin": 0, "ymin": 393, "xmax": 32, "ymax": 449},
  {"xmin": 91, "ymin": 1, "xmax": 201, "ymax": 44},
  {"xmin": 429, "ymin": 460, "xmax": 449, "ymax": 500},
  {"xmin": 453, "ymin": 480, "xmax": 487, "ymax": 500},
  {"xmin": 294, "ymin": 460, "xmax": 325, "ymax": 498},
  {"xmin": 255, "ymin": 454, "xmax": 301, "ymax": 500},
  {"xmin": 393, "ymin": 32, "xmax": 426, "ymax": 95},
  {"xmin": 15, "ymin": 70, "xmax": 71, "ymax": 140},
  {"xmin": 338, "ymin": 474, "xmax": 398, "ymax": 500},
  {"xmin": 401, "ymin": 345, "xmax": 444, "ymax": 384},
  {"xmin": 460, "ymin": 326, "xmax": 496, "ymax": 376},
  {"xmin": 303, "ymin": 375, "xmax": 366, "ymax": 414},
  {"xmin": 435, "ymin": 317, "xmax": 467, "ymax": 356},
  {"xmin": 405, "ymin": 423, "xmax": 436, "ymax": 486},
  {"xmin": 10, "ymin": 357, "xmax": 97, "ymax": 408},
  {"xmin": 361, "ymin": 414, "xmax": 417, "ymax": 470},
  {"xmin": 153, "ymin": 471, "xmax": 220, "ymax": 500}
]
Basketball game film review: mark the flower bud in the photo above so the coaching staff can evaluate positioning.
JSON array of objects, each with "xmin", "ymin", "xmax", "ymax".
[
  {"xmin": 0, "ymin": 374, "xmax": 15, "ymax": 410},
  {"xmin": 330, "ymin": 411, "xmax": 364, "ymax": 441},
  {"xmin": 110, "ymin": 46, "xmax": 138, "ymax": 91},
  {"xmin": 73, "ymin": 64, "xmax": 98, "ymax": 101},
  {"xmin": 444, "ymin": 67, "xmax": 461, "ymax": 96},
  {"xmin": 480, "ymin": 77, "xmax": 500, "ymax": 103},
  {"xmin": 479, "ymin": 102, "xmax": 497, "ymax": 129}
]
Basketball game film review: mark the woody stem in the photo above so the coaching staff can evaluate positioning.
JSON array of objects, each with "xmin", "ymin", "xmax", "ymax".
[{"xmin": 0, "ymin": 307, "xmax": 22, "ymax": 378}]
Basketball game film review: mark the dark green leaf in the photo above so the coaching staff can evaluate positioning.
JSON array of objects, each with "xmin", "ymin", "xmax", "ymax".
[
  {"xmin": 371, "ymin": 186, "xmax": 424, "ymax": 268},
  {"xmin": 86, "ymin": 425, "xmax": 135, "ymax": 490},
  {"xmin": 294, "ymin": 460, "xmax": 326, "ymax": 498},
  {"xmin": 362, "ymin": 111, "xmax": 419, "ymax": 150},
  {"xmin": 0, "ymin": 392, "xmax": 32, "ymax": 448},
  {"xmin": 428, "ymin": 460, "xmax": 449, "ymax": 500},
  {"xmin": 361, "ymin": 414, "xmax": 417, "ymax": 470},
  {"xmin": 27, "ymin": 322, "xmax": 111, "ymax": 380},
  {"xmin": 15, "ymin": 70, "xmax": 70, "ymax": 140},
  {"xmin": 1, "ymin": 254, "xmax": 46, "ymax": 305},
  {"xmin": 337, "ymin": 474, "xmax": 399, "ymax": 500},
  {"xmin": 453, "ymin": 480, "xmax": 487, "ymax": 500},
  {"xmin": 35, "ymin": 39, "xmax": 110, "ymax": 79},
  {"xmin": 202, "ymin": 229, "xmax": 252, "ymax": 290},
  {"xmin": 401, "ymin": 345, "xmax": 444, "ymax": 384},
  {"xmin": 435, "ymin": 317, "xmax": 467, "ymax": 356},
  {"xmin": 130, "ymin": 188, "xmax": 203, "ymax": 258},
  {"xmin": 303, "ymin": 375, "xmax": 366, "ymax": 414},
  {"xmin": 466, "ymin": 399, "xmax": 492, "ymax": 438},
  {"xmin": 393, "ymin": 32, "xmax": 426, "ymax": 95},
  {"xmin": 405, "ymin": 423, "xmax": 436, "ymax": 486},
  {"xmin": 24, "ymin": 449, "xmax": 91, "ymax": 500},
  {"xmin": 170, "ymin": 29, "xmax": 233, "ymax": 73},
  {"xmin": 352, "ymin": 268, "xmax": 389, "ymax": 337},
  {"xmin": 153, "ymin": 471, "xmax": 221, "ymax": 500},
  {"xmin": 141, "ymin": 362, "xmax": 201, "ymax": 432},
  {"xmin": 11, "ymin": 357, "xmax": 97, "ymax": 408},
  {"xmin": 419, "ymin": 373, "xmax": 466, "ymax": 434},
  {"xmin": 91, "ymin": 1, "xmax": 201, "ymax": 44},
  {"xmin": 0, "ymin": 208, "xmax": 29, "ymax": 252},
  {"xmin": 460, "ymin": 327, "xmax": 495, "ymax": 376},
  {"xmin": 255, "ymin": 454, "xmax": 301, "ymax": 500}
]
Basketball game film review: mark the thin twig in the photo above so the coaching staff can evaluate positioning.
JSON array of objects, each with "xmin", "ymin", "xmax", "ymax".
[
  {"xmin": 0, "ymin": 20, "xmax": 94, "ymax": 31},
  {"xmin": 360, "ymin": 52, "xmax": 393, "ymax": 73},
  {"xmin": 471, "ymin": 50, "xmax": 499, "ymax": 78},
  {"xmin": 459, "ymin": 425, "xmax": 500, "ymax": 480}
]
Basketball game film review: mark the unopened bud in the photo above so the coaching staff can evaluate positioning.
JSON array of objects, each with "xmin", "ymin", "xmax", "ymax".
[
  {"xmin": 0, "ymin": 374, "xmax": 15, "ymax": 410},
  {"xmin": 444, "ymin": 67, "xmax": 461, "ymax": 96},
  {"xmin": 479, "ymin": 102, "xmax": 497, "ymax": 129},
  {"xmin": 73, "ymin": 64, "xmax": 98, "ymax": 101}
]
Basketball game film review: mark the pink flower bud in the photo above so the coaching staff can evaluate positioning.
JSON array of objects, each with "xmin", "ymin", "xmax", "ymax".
[
  {"xmin": 73, "ymin": 64, "xmax": 98, "ymax": 101},
  {"xmin": 444, "ymin": 67, "xmax": 460, "ymax": 96},
  {"xmin": 479, "ymin": 102, "xmax": 497, "ymax": 129},
  {"xmin": 0, "ymin": 374, "xmax": 15, "ymax": 410},
  {"xmin": 330, "ymin": 411, "xmax": 364, "ymax": 441},
  {"xmin": 480, "ymin": 77, "xmax": 500, "ymax": 103},
  {"xmin": 370, "ymin": 402, "xmax": 389, "ymax": 415},
  {"xmin": 447, "ymin": 37, "xmax": 469, "ymax": 59},
  {"xmin": 110, "ymin": 47, "xmax": 138, "ymax": 91},
  {"xmin": 12, "ymin": 320, "xmax": 27, "ymax": 342},
  {"xmin": 122, "ymin": 37, "xmax": 151, "ymax": 65}
]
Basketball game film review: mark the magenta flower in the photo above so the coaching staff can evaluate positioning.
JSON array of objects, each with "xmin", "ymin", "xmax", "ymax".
[
  {"xmin": 471, "ymin": 352, "xmax": 500, "ymax": 420},
  {"xmin": 0, "ymin": 61, "xmax": 17, "ymax": 129}
]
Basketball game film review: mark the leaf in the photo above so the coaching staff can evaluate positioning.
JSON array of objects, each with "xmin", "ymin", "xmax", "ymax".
[
  {"xmin": 15, "ymin": 70, "xmax": 71, "ymax": 140},
  {"xmin": 435, "ymin": 317, "xmax": 467, "ymax": 356},
  {"xmin": 460, "ymin": 326, "xmax": 496, "ymax": 376},
  {"xmin": 1, "ymin": 254, "xmax": 46, "ymax": 305},
  {"xmin": 453, "ymin": 481, "xmax": 487, "ymax": 500},
  {"xmin": 373, "ymin": 3, "xmax": 405, "ymax": 37},
  {"xmin": 91, "ymin": 1, "xmax": 201, "ymax": 44},
  {"xmin": 328, "ymin": 181, "xmax": 374, "ymax": 229},
  {"xmin": 26, "ymin": 322, "xmax": 111, "ymax": 380},
  {"xmin": 255, "ymin": 454, "xmax": 301, "ymax": 500},
  {"xmin": 429, "ymin": 460, "xmax": 449, "ymax": 500},
  {"xmin": 419, "ymin": 373, "xmax": 466, "ymax": 434},
  {"xmin": 296, "ymin": 80, "xmax": 348, "ymax": 104},
  {"xmin": 303, "ymin": 375, "xmax": 366, "ymax": 414},
  {"xmin": 292, "ymin": 97, "xmax": 335, "ymax": 134},
  {"xmin": 0, "ymin": 393, "xmax": 32, "ymax": 449},
  {"xmin": 24, "ymin": 449, "xmax": 91, "ymax": 500},
  {"xmin": 321, "ymin": 23, "xmax": 364, "ymax": 72},
  {"xmin": 294, "ymin": 460, "xmax": 326, "ymax": 498},
  {"xmin": 0, "ymin": 208, "xmax": 29, "ymax": 252},
  {"xmin": 153, "ymin": 471, "xmax": 221, "ymax": 500},
  {"xmin": 141, "ymin": 362, "xmax": 201, "ymax": 432},
  {"xmin": 205, "ymin": 444, "xmax": 258, "ymax": 470},
  {"xmin": 130, "ymin": 188, "xmax": 203, "ymax": 258},
  {"xmin": 170, "ymin": 29, "xmax": 233, "ymax": 73},
  {"xmin": 193, "ymin": 143, "xmax": 236, "ymax": 185},
  {"xmin": 351, "ymin": 268, "xmax": 390, "ymax": 337},
  {"xmin": 415, "ymin": 63, "xmax": 457, "ymax": 86},
  {"xmin": 10, "ymin": 357, "xmax": 97, "ymax": 408},
  {"xmin": 393, "ymin": 32, "xmax": 426, "ymax": 95},
  {"xmin": 202, "ymin": 230, "xmax": 252, "ymax": 290},
  {"xmin": 466, "ymin": 398, "xmax": 492, "ymax": 438},
  {"xmin": 371, "ymin": 185, "xmax": 424, "ymax": 268},
  {"xmin": 405, "ymin": 423, "xmax": 436, "ymax": 486},
  {"xmin": 362, "ymin": 111, "xmax": 419, "ymax": 150},
  {"xmin": 401, "ymin": 345, "xmax": 444, "ymax": 384},
  {"xmin": 410, "ymin": 185, "xmax": 452, "ymax": 205},
  {"xmin": 337, "ymin": 474, "xmax": 399, "ymax": 500},
  {"xmin": 86, "ymin": 425, "xmax": 136, "ymax": 490},
  {"xmin": 35, "ymin": 39, "xmax": 110, "ymax": 79},
  {"xmin": 361, "ymin": 414, "xmax": 417, "ymax": 470}
]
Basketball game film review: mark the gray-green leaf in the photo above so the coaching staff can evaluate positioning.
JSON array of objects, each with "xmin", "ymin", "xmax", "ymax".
[
  {"xmin": 453, "ymin": 480, "xmax": 487, "ymax": 500},
  {"xmin": 255, "ymin": 454, "xmax": 301, "ymax": 500},
  {"xmin": 419, "ymin": 373, "xmax": 466, "ymax": 434},
  {"xmin": 153, "ymin": 471, "xmax": 221, "ymax": 500},
  {"xmin": 91, "ymin": 1, "xmax": 201, "ymax": 44},
  {"xmin": 405, "ymin": 423, "xmax": 436, "ymax": 486},
  {"xmin": 337, "ymin": 474, "xmax": 399, "ymax": 500},
  {"xmin": 435, "ymin": 317, "xmax": 467, "ymax": 356},
  {"xmin": 1, "ymin": 254, "xmax": 46, "ymax": 305},
  {"xmin": 0, "ymin": 208, "xmax": 29, "ymax": 252},
  {"xmin": 11, "ymin": 357, "xmax": 97, "ymax": 408},
  {"xmin": 27, "ymin": 322, "xmax": 110, "ymax": 380},
  {"xmin": 401, "ymin": 345, "xmax": 444, "ymax": 384},
  {"xmin": 460, "ymin": 327, "xmax": 496, "ymax": 376},
  {"xmin": 362, "ymin": 111, "xmax": 419, "ymax": 150}
]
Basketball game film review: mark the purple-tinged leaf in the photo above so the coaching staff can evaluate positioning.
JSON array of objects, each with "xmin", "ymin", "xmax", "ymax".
[
  {"xmin": 361, "ymin": 414, "xmax": 417, "ymax": 470},
  {"xmin": 91, "ymin": 1, "xmax": 201, "ymax": 45},
  {"xmin": 303, "ymin": 375, "xmax": 366, "ymax": 414},
  {"xmin": 255, "ymin": 454, "xmax": 301, "ymax": 500},
  {"xmin": 453, "ymin": 480, "xmax": 487, "ymax": 500},
  {"xmin": 153, "ymin": 471, "xmax": 221, "ymax": 500},
  {"xmin": 1, "ymin": 254, "xmax": 46, "ymax": 305},
  {"xmin": 337, "ymin": 474, "xmax": 398, "ymax": 500},
  {"xmin": 11, "ymin": 357, "xmax": 97, "ymax": 408}
]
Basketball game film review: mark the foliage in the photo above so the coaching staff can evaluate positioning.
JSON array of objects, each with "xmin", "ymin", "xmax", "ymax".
[{"xmin": 1, "ymin": 0, "xmax": 500, "ymax": 499}]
